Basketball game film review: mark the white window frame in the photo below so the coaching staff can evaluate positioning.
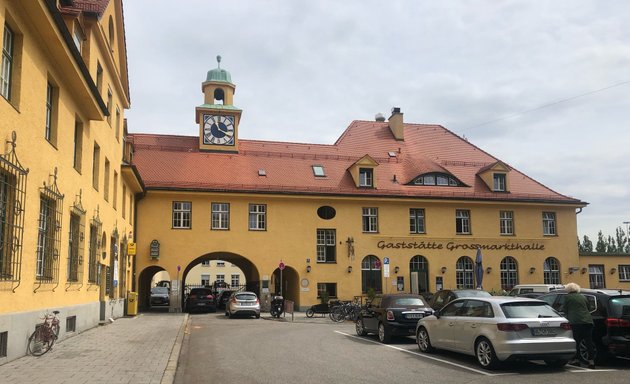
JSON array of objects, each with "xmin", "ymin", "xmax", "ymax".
[
  {"xmin": 493, "ymin": 173, "xmax": 506, "ymax": 191},
  {"xmin": 359, "ymin": 168, "xmax": 373, "ymax": 187},
  {"xmin": 248, "ymin": 204, "xmax": 266, "ymax": 231},
  {"xmin": 231, "ymin": 274, "xmax": 240, "ymax": 287},
  {"xmin": 211, "ymin": 203, "xmax": 230, "ymax": 230},
  {"xmin": 542, "ymin": 212, "xmax": 556, "ymax": 236},
  {"xmin": 362, "ymin": 207, "xmax": 378, "ymax": 233},
  {"xmin": 456, "ymin": 209, "xmax": 471, "ymax": 234},
  {"xmin": 499, "ymin": 210, "xmax": 514, "ymax": 235},
  {"xmin": 172, "ymin": 201, "xmax": 191, "ymax": 229},
  {"xmin": 1, "ymin": 24, "xmax": 13, "ymax": 100},
  {"xmin": 618, "ymin": 265, "xmax": 630, "ymax": 282},
  {"xmin": 316, "ymin": 229, "xmax": 336, "ymax": 263},
  {"xmin": 409, "ymin": 208, "xmax": 425, "ymax": 234}
]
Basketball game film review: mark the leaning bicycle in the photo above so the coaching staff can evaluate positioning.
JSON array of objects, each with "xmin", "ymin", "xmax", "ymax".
[{"xmin": 28, "ymin": 310, "xmax": 60, "ymax": 356}]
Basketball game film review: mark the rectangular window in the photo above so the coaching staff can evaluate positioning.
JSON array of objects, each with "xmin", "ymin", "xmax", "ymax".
[
  {"xmin": 211, "ymin": 203, "xmax": 229, "ymax": 230},
  {"xmin": 456, "ymin": 209, "xmax": 471, "ymax": 234},
  {"xmin": 67, "ymin": 213, "xmax": 81, "ymax": 282},
  {"xmin": 359, "ymin": 168, "xmax": 373, "ymax": 187},
  {"xmin": 588, "ymin": 264, "xmax": 605, "ymax": 289},
  {"xmin": 216, "ymin": 261, "xmax": 225, "ymax": 267},
  {"xmin": 96, "ymin": 62, "xmax": 103, "ymax": 93},
  {"xmin": 201, "ymin": 260, "xmax": 210, "ymax": 266},
  {"xmin": 66, "ymin": 316, "xmax": 77, "ymax": 333},
  {"xmin": 129, "ymin": 193, "xmax": 133, "ymax": 223},
  {"xmin": 73, "ymin": 120, "xmax": 83, "ymax": 172},
  {"xmin": 231, "ymin": 274, "xmax": 240, "ymax": 286},
  {"xmin": 106, "ymin": 87, "xmax": 112, "ymax": 125},
  {"xmin": 115, "ymin": 107, "xmax": 121, "ymax": 141},
  {"xmin": 248, "ymin": 204, "xmax": 266, "ymax": 231},
  {"xmin": 0, "ymin": 331, "xmax": 7, "ymax": 358},
  {"xmin": 36, "ymin": 196, "xmax": 56, "ymax": 279},
  {"xmin": 316, "ymin": 229, "xmax": 336, "ymax": 263},
  {"xmin": 122, "ymin": 185, "xmax": 127, "ymax": 219},
  {"xmin": 201, "ymin": 274, "xmax": 210, "ymax": 286},
  {"xmin": 0, "ymin": 170, "xmax": 20, "ymax": 280},
  {"xmin": 72, "ymin": 25, "xmax": 82, "ymax": 52},
  {"xmin": 87, "ymin": 223, "xmax": 99, "ymax": 283},
  {"xmin": 92, "ymin": 143, "xmax": 100, "ymax": 191},
  {"xmin": 112, "ymin": 171, "xmax": 118, "ymax": 209},
  {"xmin": 499, "ymin": 211, "xmax": 514, "ymax": 235},
  {"xmin": 172, "ymin": 201, "xmax": 191, "ymax": 229},
  {"xmin": 216, "ymin": 274, "xmax": 225, "ymax": 283},
  {"xmin": 312, "ymin": 165, "xmax": 325, "ymax": 177},
  {"xmin": 409, "ymin": 208, "xmax": 425, "ymax": 234},
  {"xmin": 362, "ymin": 207, "xmax": 378, "ymax": 232},
  {"xmin": 1, "ymin": 24, "xmax": 14, "ymax": 100},
  {"xmin": 103, "ymin": 158, "xmax": 110, "ymax": 202},
  {"xmin": 542, "ymin": 212, "xmax": 556, "ymax": 236},
  {"xmin": 493, "ymin": 173, "xmax": 506, "ymax": 192},
  {"xmin": 619, "ymin": 265, "xmax": 630, "ymax": 282},
  {"xmin": 45, "ymin": 82, "xmax": 58, "ymax": 145},
  {"xmin": 317, "ymin": 283, "xmax": 337, "ymax": 299}
]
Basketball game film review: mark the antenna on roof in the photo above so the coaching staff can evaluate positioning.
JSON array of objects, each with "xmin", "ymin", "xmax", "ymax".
[{"xmin": 217, "ymin": 55, "xmax": 222, "ymax": 69}]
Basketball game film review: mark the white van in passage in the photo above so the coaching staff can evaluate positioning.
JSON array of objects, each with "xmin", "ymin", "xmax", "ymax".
[{"xmin": 508, "ymin": 284, "xmax": 565, "ymax": 297}]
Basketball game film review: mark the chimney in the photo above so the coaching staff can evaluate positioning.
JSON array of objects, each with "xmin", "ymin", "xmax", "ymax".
[{"xmin": 388, "ymin": 107, "xmax": 404, "ymax": 140}]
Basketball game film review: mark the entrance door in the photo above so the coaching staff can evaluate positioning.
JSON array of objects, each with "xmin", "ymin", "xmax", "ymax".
[
  {"xmin": 361, "ymin": 255, "xmax": 382, "ymax": 294},
  {"xmin": 410, "ymin": 255, "xmax": 429, "ymax": 294}
]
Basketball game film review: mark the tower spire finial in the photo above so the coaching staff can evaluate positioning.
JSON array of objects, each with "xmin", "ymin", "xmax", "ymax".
[{"xmin": 216, "ymin": 55, "xmax": 222, "ymax": 69}]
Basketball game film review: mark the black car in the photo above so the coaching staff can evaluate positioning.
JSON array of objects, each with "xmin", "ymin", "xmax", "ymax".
[
  {"xmin": 185, "ymin": 288, "xmax": 216, "ymax": 313},
  {"xmin": 150, "ymin": 286, "xmax": 170, "ymax": 307},
  {"xmin": 215, "ymin": 290, "xmax": 235, "ymax": 309},
  {"xmin": 355, "ymin": 293, "xmax": 433, "ymax": 343},
  {"xmin": 538, "ymin": 288, "xmax": 630, "ymax": 363},
  {"xmin": 429, "ymin": 289, "xmax": 492, "ymax": 311}
]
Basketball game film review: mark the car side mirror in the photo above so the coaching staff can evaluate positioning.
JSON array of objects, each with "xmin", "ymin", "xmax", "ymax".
[{"xmin": 433, "ymin": 310, "xmax": 440, "ymax": 319}]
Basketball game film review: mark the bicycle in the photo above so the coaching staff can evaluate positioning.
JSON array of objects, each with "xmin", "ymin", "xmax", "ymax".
[
  {"xmin": 28, "ymin": 310, "xmax": 61, "ymax": 356},
  {"xmin": 330, "ymin": 301, "xmax": 363, "ymax": 323}
]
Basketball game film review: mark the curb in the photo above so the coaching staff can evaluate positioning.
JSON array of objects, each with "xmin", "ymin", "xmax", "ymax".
[{"xmin": 161, "ymin": 313, "xmax": 189, "ymax": 384}]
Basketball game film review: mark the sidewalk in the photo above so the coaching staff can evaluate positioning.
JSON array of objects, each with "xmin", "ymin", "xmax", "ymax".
[{"xmin": 0, "ymin": 313, "xmax": 187, "ymax": 384}]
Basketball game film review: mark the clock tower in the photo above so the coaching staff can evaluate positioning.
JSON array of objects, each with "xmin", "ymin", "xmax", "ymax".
[{"xmin": 196, "ymin": 56, "xmax": 242, "ymax": 152}]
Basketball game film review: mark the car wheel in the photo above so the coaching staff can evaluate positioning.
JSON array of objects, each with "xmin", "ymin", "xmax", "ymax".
[
  {"xmin": 544, "ymin": 358, "xmax": 570, "ymax": 368},
  {"xmin": 416, "ymin": 327, "xmax": 434, "ymax": 353},
  {"xmin": 355, "ymin": 318, "xmax": 368, "ymax": 336},
  {"xmin": 378, "ymin": 322, "xmax": 391, "ymax": 344},
  {"xmin": 579, "ymin": 338, "xmax": 605, "ymax": 364},
  {"xmin": 306, "ymin": 309, "xmax": 315, "ymax": 318},
  {"xmin": 475, "ymin": 337, "xmax": 499, "ymax": 370},
  {"xmin": 255, "ymin": 313, "xmax": 260, "ymax": 319}
]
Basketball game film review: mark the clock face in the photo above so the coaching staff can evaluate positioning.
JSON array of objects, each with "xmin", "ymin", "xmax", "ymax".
[{"xmin": 203, "ymin": 115, "xmax": 235, "ymax": 145}]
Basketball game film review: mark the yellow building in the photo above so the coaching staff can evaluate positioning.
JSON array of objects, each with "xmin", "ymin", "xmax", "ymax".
[
  {"xmin": 0, "ymin": 0, "xmax": 140, "ymax": 363},
  {"xmin": 131, "ymin": 58, "xmax": 589, "ymax": 312},
  {"xmin": 577, "ymin": 253, "xmax": 630, "ymax": 290}
]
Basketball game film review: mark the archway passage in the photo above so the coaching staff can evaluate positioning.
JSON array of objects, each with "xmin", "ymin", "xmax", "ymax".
[{"xmin": 138, "ymin": 265, "xmax": 169, "ymax": 311}]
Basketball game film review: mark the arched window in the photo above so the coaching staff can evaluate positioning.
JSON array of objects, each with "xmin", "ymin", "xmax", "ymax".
[
  {"xmin": 409, "ymin": 255, "xmax": 428, "ymax": 271},
  {"xmin": 456, "ymin": 256, "xmax": 474, "ymax": 289},
  {"xmin": 361, "ymin": 255, "xmax": 382, "ymax": 294},
  {"xmin": 543, "ymin": 257, "xmax": 561, "ymax": 284},
  {"xmin": 500, "ymin": 256, "xmax": 518, "ymax": 291},
  {"xmin": 409, "ymin": 255, "xmax": 429, "ymax": 294}
]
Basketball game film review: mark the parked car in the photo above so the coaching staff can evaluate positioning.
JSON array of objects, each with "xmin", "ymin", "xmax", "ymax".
[
  {"xmin": 226, "ymin": 291, "xmax": 261, "ymax": 318},
  {"xmin": 537, "ymin": 288, "xmax": 630, "ymax": 363},
  {"xmin": 185, "ymin": 288, "xmax": 216, "ymax": 313},
  {"xmin": 507, "ymin": 284, "xmax": 564, "ymax": 297},
  {"xmin": 355, "ymin": 293, "xmax": 433, "ymax": 343},
  {"xmin": 429, "ymin": 289, "xmax": 491, "ymax": 311},
  {"xmin": 215, "ymin": 289, "xmax": 235, "ymax": 309},
  {"xmin": 150, "ymin": 286, "xmax": 170, "ymax": 307},
  {"xmin": 415, "ymin": 296, "xmax": 575, "ymax": 369}
]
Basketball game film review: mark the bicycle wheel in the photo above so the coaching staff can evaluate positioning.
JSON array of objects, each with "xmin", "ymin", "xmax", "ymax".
[
  {"xmin": 28, "ymin": 327, "xmax": 53, "ymax": 356},
  {"xmin": 330, "ymin": 307, "xmax": 345, "ymax": 322},
  {"xmin": 52, "ymin": 322, "xmax": 60, "ymax": 340}
]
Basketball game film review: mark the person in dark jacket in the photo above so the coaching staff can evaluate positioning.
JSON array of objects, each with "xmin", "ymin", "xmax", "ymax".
[{"xmin": 564, "ymin": 282, "xmax": 595, "ymax": 368}]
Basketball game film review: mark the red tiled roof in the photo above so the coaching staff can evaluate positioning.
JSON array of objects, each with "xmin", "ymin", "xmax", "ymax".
[
  {"xmin": 60, "ymin": 0, "xmax": 110, "ymax": 16},
  {"xmin": 129, "ymin": 121, "xmax": 586, "ymax": 205}
]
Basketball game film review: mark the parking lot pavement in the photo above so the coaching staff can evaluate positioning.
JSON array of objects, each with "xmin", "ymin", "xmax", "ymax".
[{"xmin": 0, "ymin": 313, "xmax": 187, "ymax": 384}]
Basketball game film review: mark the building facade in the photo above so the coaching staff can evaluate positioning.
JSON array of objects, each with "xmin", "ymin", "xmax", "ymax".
[
  {"xmin": 0, "ymin": 0, "xmax": 140, "ymax": 364},
  {"xmin": 131, "ymin": 58, "xmax": 590, "ymax": 312}
]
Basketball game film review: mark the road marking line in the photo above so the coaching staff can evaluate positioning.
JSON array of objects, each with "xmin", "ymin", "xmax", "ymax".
[{"xmin": 334, "ymin": 331, "xmax": 509, "ymax": 376}]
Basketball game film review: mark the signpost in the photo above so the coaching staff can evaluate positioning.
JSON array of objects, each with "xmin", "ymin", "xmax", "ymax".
[{"xmin": 279, "ymin": 260, "xmax": 285, "ymax": 296}]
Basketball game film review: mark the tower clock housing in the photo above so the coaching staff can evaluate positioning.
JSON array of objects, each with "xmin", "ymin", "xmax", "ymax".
[{"xmin": 196, "ymin": 56, "xmax": 242, "ymax": 152}]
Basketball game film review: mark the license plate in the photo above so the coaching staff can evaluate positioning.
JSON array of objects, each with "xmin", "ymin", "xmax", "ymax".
[
  {"xmin": 531, "ymin": 328, "xmax": 557, "ymax": 336},
  {"xmin": 197, "ymin": 303, "xmax": 206, "ymax": 306},
  {"xmin": 406, "ymin": 313, "xmax": 423, "ymax": 319}
]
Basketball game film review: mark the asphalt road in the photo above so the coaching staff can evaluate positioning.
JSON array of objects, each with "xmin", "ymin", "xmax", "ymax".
[{"xmin": 174, "ymin": 313, "xmax": 630, "ymax": 384}]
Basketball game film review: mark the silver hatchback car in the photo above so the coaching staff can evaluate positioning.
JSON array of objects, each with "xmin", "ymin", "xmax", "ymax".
[
  {"xmin": 226, "ymin": 291, "xmax": 261, "ymax": 319},
  {"xmin": 415, "ymin": 296, "xmax": 575, "ymax": 369}
]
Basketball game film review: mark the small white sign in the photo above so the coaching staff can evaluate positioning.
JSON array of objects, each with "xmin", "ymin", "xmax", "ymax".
[{"xmin": 383, "ymin": 264, "xmax": 390, "ymax": 278}]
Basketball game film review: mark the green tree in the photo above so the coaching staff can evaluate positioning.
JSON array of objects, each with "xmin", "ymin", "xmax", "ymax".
[
  {"xmin": 595, "ymin": 231, "xmax": 606, "ymax": 252},
  {"xmin": 581, "ymin": 235, "xmax": 593, "ymax": 252}
]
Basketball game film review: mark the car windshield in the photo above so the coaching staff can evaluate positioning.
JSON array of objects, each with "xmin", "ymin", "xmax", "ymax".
[
  {"xmin": 608, "ymin": 297, "xmax": 630, "ymax": 318},
  {"xmin": 151, "ymin": 287, "xmax": 169, "ymax": 294},
  {"xmin": 455, "ymin": 290, "xmax": 491, "ymax": 297},
  {"xmin": 392, "ymin": 297, "xmax": 427, "ymax": 306},
  {"xmin": 237, "ymin": 294, "xmax": 257, "ymax": 301},
  {"xmin": 191, "ymin": 289, "xmax": 212, "ymax": 296},
  {"xmin": 501, "ymin": 302, "xmax": 559, "ymax": 318}
]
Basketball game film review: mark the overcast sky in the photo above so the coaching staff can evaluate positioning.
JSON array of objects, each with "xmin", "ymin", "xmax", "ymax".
[{"xmin": 123, "ymin": 0, "xmax": 630, "ymax": 241}]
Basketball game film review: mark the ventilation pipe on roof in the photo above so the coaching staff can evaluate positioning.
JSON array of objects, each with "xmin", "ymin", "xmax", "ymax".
[
  {"xmin": 389, "ymin": 107, "xmax": 404, "ymax": 141},
  {"xmin": 375, "ymin": 113, "xmax": 386, "ymax": 122}
]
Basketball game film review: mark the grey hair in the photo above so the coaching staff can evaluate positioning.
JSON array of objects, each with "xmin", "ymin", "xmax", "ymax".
[{"xmin": 565, "ymin": 282, "xmax": 581, "ymax": 293}]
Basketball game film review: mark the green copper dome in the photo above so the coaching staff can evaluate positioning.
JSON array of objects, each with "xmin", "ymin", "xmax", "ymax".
[{"xmin": 206, "ymin": 55, "xmax": 233, "ymax": 84}]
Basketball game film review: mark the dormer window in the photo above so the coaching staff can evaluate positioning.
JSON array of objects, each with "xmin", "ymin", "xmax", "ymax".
[
  {"xmin": 493, "ymin": 173, "xmax": 506, "ymax": 192},
  {"xmin": 411, "ymin": 173, "xmax": 463, "ymax": 187},
  {"xmin": 359, "ymin": 168, "xmax": 373, "ymax": 187}
]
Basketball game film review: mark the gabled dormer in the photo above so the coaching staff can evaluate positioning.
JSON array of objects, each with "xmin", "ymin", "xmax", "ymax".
[
  {"xmin": 348, "ymin": 155, "xmax": 379, "ymax": 188},
  {"xmin": 477, "ymin": 161, "xmax": 511, "ymax": 192}
]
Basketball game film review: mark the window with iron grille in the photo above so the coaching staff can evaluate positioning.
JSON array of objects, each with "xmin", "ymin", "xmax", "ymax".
[
  {"xmin": 35, "ymin": 193, "xmax": 62, "ymax": 282},
  {"xmin": 362, "ymin": 207, "xmax": 378, "ymax": 233},
  {"xmin": 543, "ymin": 257, "xmax": 561, "ymax": 284},
  {"xmin": 67, "ymin": 211, "xmax": 85, "ymax": 283},
  {"xmin": 588, "ymin": 265, "xmax": 605, "ymax": 289},
  {"xmin": 105, "ymin": 266, "xmax": 111, "ymax": 295},
  {"xmin": 455, "ymin": 209, "xmax": 470, "ymax": 234},
  {"xmin": 211, "ymin": 203, "xmax": 229, "ymax": 230},
  {"xmin": 172, "ymin": 201, "xmax": 191, "ymax": 229},
  {"xmin": 542, "ymin": 212, "xmax": 556, "ymax": 236},
  {"xmin": 456, "ymin": 256, "xmax": 474, "ymax": 289},
  {"xmin": 409, "ymin": 208, "xmax": 425, "ymax": 234},
  {"xmin": 499, "ymin": 211, "xmax": 514, "ymax": 235},
  {"xmin": 248, "ymin": 204, "xmax": 266, "ymax": 231},
  {"xmin": 87, "ymin": 220, "xmax": 100, "ymax": 283},
  {"xmin": 316, "ymin": 229, "xmax": 336, "ymax": 263},
  {"xmin": 1, "ymin": 24, "xmax": 14, "ymax": 100},
  {"xmin": 500, "ymin": 256, "xmax": 518, "ymax": 290}
]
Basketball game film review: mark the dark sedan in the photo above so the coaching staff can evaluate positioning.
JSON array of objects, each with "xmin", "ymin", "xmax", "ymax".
[
  {"xmin": 429, "ymin": 289, "xmax": 491, "ymax": 311},
  {"xmin": 185, "ymin": 288, "xmax": 216, "ymax": 313},
  {"xmin": 355, "ymin": 293, "xmax": 433, "ymax": 343}
]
